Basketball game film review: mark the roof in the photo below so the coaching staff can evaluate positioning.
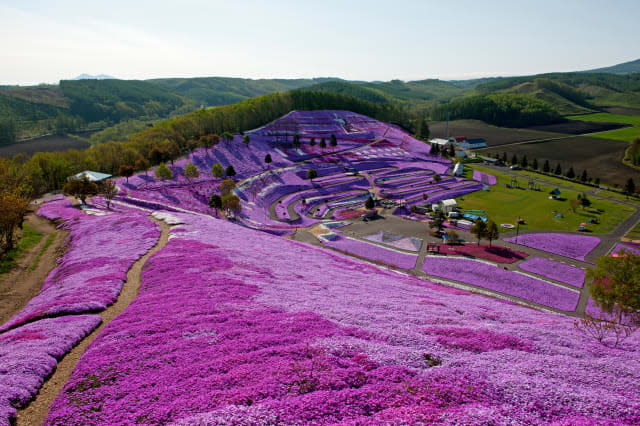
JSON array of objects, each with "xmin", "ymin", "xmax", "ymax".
[
  {"xmin": 480, "ymin": 156, "xmax": 498, "ymax": 163},
  {"xmin": 465, "ymin": 138, "xmax": 486, "ymax": 143},
  {"xmin": 549, "ymin": 188, "xmax": 561, "ymax": 195},
  {"xmin": 71, "ymin": 171, "xmax": 112, "ymax": 182},
  {"xmin": 441, "ymin": 199, "xmax": 458, "ymax": 206},
  {"xmin": 453, "ymin": 136, "xmax": 467, "ymax": 142},
  {"xmin": 429, "ymin": 138, "xmax": 452, "ymax": 145}
]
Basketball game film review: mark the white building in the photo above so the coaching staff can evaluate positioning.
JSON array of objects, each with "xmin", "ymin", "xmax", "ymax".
[
  {"xmin": 457, "ymin": 138, "xmax": 487, "ymax": 149},
  {"xmin": 440, "ymin": 199, "xmax": 458, "ymax": 214},
  {"xmin": 429, "ymin": 138, "xmax": 454, "ymax": 148},
  {"xmin": 453, "ymin": 162, "xmax": 464, "ymax": 176}
]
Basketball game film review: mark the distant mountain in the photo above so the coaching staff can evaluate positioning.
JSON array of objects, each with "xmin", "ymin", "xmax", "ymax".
[
  {"xmin": 583, "ymin": 58, "xmax": 640, "ymax": 75},
  {"xmin": 72, "ymin": 74, "xmax": 116, "ymax": 80}
]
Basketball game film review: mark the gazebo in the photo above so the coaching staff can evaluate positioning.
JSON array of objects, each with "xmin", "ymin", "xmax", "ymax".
[{"xmin": 69, "ymin": 171, "xmax": 112, "ymax": 182}]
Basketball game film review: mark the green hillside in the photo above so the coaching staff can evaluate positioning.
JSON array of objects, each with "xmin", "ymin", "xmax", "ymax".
[
  {"xmin": 584, "ymin": 58, "xmax": 640, "ymax": 74},
  {"xmin": 149, "ymin": 77, "xmax": 339, "ymax": 107}
]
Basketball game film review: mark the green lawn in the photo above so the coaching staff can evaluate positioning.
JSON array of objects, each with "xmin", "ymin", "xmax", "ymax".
[
  {"xmin": 459, "ymin": 165, "xmax": 635, "ymax": 234},
  {"xmin": 625, "ymin": 221, "xmax": 640, "ymax": 240},
  {"xmin": 0, "ymin": 224, "xmax": 43, "ymax": 274},
  {"xmin": 567, "ymin": 113, "xmax": 640, "ymax": 126},
  {"xmin": 568, "ymin": 113, "xmax": 640, "ymax": 142}
]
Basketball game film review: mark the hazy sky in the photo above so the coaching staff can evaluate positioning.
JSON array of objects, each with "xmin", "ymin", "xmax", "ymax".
[{"xmin": 1, "ymin": 0, "xmax": 638, "ymax": 85}]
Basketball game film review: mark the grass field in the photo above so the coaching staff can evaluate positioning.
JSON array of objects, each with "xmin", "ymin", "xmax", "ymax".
[
  {"xmin": 625, "ymin": 221, "xmax": 640, "ymax": 240},
  {"xmin": 568, "ymin": 113, "xmax": 640, "ymax": 142},
  {"xmin": 458, "ymin": 165, "xmax": 635, "ymax": 234},
  {"xmin": 0, "ymin": 224, "xmax": 43, "ymax": 273},
  {"xmin": 429, "ymin": 119, "xmax": 561, "ymax": 147}
]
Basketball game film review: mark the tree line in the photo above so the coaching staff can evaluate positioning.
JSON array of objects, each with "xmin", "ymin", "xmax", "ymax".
[{"xmin": 431, "ymin": 93, "xmax": 561, "ymax": 127}]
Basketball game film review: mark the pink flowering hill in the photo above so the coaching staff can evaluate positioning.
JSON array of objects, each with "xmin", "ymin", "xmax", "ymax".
[
  {"xmin": 41, "ymin": 212, "xmax": 640, "ymax": 425},
  {"xmin": 114, "ymin": 110, "xmax": 483, "ymax": 234}
]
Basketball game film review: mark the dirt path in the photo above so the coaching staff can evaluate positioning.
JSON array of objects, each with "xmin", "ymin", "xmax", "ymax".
[
  {"xmin": 0, "ymin": 210, "xmax": 67, "ymax": 327},
  {"xmin": 16, "ymin": 217, "xmax": 171, "ymax": 426}
]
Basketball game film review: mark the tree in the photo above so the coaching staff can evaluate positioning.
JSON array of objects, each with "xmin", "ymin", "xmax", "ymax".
[
  {"xmin": 209, "ymin": 194, "xmax": 222, "ymax": 215},
  {"xmin": 554, "ymin": 164, "xmax": 562, "ymax": 175},
  {"xmin": 155, "ymin": 162, "xmax": 173, "ymax": 184},
  {"xmin": 415, "ymin": 115, "xmax": 430, "ymax": 140},
  {"xmin": 134, "ymin": 157, "xmax": 150, "ymax": 176},
  {"xmin": 447, "ymin": 144, "xmax": 455, "ymax": 158},
  {"xmin": 306, "ymin": 168, "xmax": 318, "ymax": 182},
  {"xmin": 220, "ymin": 179, "xmax": 236, "ymax": 196},
  {"xmin": 164, "ymin": 140, "xmax": 181, "ymax": 165},
  {"xmin": 118, "ymin": 165, "xmax": 134, "ymax": 183},
  {"xmin": 471, "ymin": 218, "xmax": 487, "ymax": 246},
  {"xmin": 485, "ymin": 220, "xmax": 499, "ymax": 247},
  {"xmin": 365, "ymin": 196, "xmax": 375, "ymax": 210},
  {"xmin": 293, "ymin": 134, "xmax": 301, "ymax": 148},
  {"xmin": 101, "ymin": 180, "xmax": 118, "ymax": 210},
  {"xmin": 225, "ymin": 165, "xmax": 236, "ymax": 179},
  {"xmin": 319, "ymin": 137, "xmax": 327, "ymax": 149},
  {"xmin": 222, "ymin": 193, "xmax": 241, "ymax": 216},
  {"xmin": 329, "ymin": 134, "xmax": 337, "ymax": 150},
  {"xmin": 502, "ymin": 152, "xmax": 508, "ymax": 163},
  {"xmin": 447, "ymin": 230, "xmax": 459, "ymax": 245},
  {"xmin": 221, "ymin": 131, "xmax": 233, "ymax": 144},
  {"xmin": 520, "ymin": 155, "xmax": 528, "ymax": 168},
  {"xmin": 184, "ymin": 163, "xmax": 199, "ymax": 182},
  {"xmin": 579, "ymin": 194, "xmax": 591, "ymax": 210},
  {"xmin": 429, "ymin": 210, "xmax": 445, "ymax": 234},
  {"xmin": 575, "ymin": 250, "xmax": 640, "ymax": 346},
  {"xmin": 543, "ymin": 159, "xmax": 550, "ymax": 173},
  {"xmin": 569, "ymin": 199, "xmax": 580, "ymax": 213},
  {"xmin": 531, "ymin": 158, "xmax": 538, "ymax": 170},
  {"xmin": 310, "ymin": 137, "xmax": 316, "ymax": 147},
  {"xmin": 242, "ymin": 134, "xmax": 251, "ymax": 146},
  {"xmin": 566, "ymin": 167, "xmax": 575, "ymax": 179},
  {"xmin": 511, "ymin": 154, "xmax": 518, "ymax": 165},
  {"xmin": 264, "ymin": 153, "xmax": 273, "ymax": 169},
  {"xmin": 580, "ymin": 170, "xmax": 588, "ymax": 182},
  {"xmin": 150, "ymin": 147, "xmax": 167, "ymax": 165},
  {"xmin": 430, "ymin": 143, "xmax": 440, "ymax": 155},
  {"xmin": 0, "ymin": 188, "xmax": 30, "ymax": 252},
  {"xmin": 624, "ymin": 178, "xmax": 636, "ymax": 199},
  {"xmin": 422, "ymin": 193, "xmax": 429, "ymax": 202},
  {"xmin": 200, "ymin": 134, "xmax": 215, "ymax": 152},
  {"xmin": 211, "ymin": 163, "xmax": 224, "ymax": 179},
  {"xmin": 594, "ymin": 177, "xmax": 601, "ymax": 186},
  {"xmin": 433, "ymin": 174, "xmax": 442, "ymax": 182},
  {"xmin": 0, "ymin": 118, "xmax": 17, "ymax": 144},
  {"xmin": 62, "ymin": 176, "xmax": 98, "ymax": 205}
]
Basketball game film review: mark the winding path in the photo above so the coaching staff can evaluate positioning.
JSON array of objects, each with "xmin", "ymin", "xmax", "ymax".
[{"xmin": 16, "ymin": 217, "xmax": 171, "ymax": 426}]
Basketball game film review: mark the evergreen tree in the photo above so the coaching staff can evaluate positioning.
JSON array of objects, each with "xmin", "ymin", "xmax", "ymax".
[
  {"xmin": 543, "ymin": 159, "xmax": 550, "ymax": 173},
  {"xmin": 242, "ymin": 134, "xmax": 251, "ymax": 145},
  {"xmin": 471, "ymin": 218, "xmax": 488, "ymax": 246},
  {"xmin": 554, "ymin": 164, "xmax": 562, "ymax": 175},
  {"xmin": 306, "ymin": 168, "xmax": 318, "ymax": 182},
  {"xmin": 486, "ymin": 220, "xmax": 499, "ymax": 247},
  {"xmin": 211, "ymin": 163, "xmax": 224, "ymax": 178},
  {"xmin": 309, "ymin": 137, "xmax": 316, "ymax": 147},
  {"xmin": 329, "ymin": 134, "xmax": 338, "ymax": 150},
  {"xmin": 365, "ymin": 196, "xmax": 375, "ymax": 210},
  {"xmin": 532, "ymin": 158, "xmax": 538, "ymax": 170},
  {"xmin": 580, "ymin": 170, "xmax": 588, "ymax": 182},
  {"xmin": 264, "ymin": 153, "xmax": 272, "ymax": 169},
  {"xmin": 567, "ymin": 167, "xmax": 575, "ymax": 179},
  {"xmin": 319, "ymin": 138, "xmax": 327, "ymax": 149},
  {"xmin": 184, "ymin": 163, "xmax": 199, "ymax": 182},
  {"xmin": 155, "ymin": 163, "xmax": 173, "ymax": 186},
  {"xmin": 293, "ymin": 134, "xmax": 301, "ymax": 148},
  {"xmin": 502, "ymin": 152, "xmax": 508, "ymax": 163},
  {"xmin": 520, "ymin": 155, "xmax": 528, "ymax": 168},
  {"xmin": 511, "ymin": 154, "xmax": 518, "ymax": 165},
  {"xmin": 624, "ymin": 178, "xmax": 636, "ymax": 198},
  {"xmin": 225, "ymin": 165, "xmax": 236, "ymax": 178}
]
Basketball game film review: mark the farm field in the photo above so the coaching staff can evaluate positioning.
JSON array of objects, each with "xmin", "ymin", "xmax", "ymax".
[
  {"xmin": 428, "ymin": 119, "xmax": 561, "ymax": 146},
  {"xmin": 458, "ymin": 165, "xmax": 635, "ymax": 233},
  {"xmin": 568, "ymin": 112, "xmax": 640, "ymax": 142},
  {"xmin": 484, "ymin": 135, "xmax": 640, "ymax": 187},
  {"xmin": 3, "ymin": 109, "xmax": 640, "ymax": 425},
  {"xmin": 0, "ymin": 132, "xmax": 91, "ymax": 158}
]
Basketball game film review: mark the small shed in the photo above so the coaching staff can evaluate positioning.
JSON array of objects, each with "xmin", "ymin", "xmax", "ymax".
[
  {"xmin": 453, "ymin": 162, "xmax": 464, "ymax": 176},
  {"xmin": 69, "ymin": 171, "xmax": 112, "ymax": 182},
  {"xmin": 440, "ymin": 199, "xmax": 458, "ymax": 214}
]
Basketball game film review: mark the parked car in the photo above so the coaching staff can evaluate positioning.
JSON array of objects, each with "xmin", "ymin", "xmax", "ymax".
[{"xmin": 510, "ymin": 165, "xmax": 520, "ymax": 170}]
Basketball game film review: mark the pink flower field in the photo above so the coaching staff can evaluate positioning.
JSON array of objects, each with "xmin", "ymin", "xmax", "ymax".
[
  {"xmin": 40, "ymin": 212, "xmax": 640, "ymax": 425},
  {"xmin": 505, "ymin": 233, "xmax": 601, "ymax": 261}
]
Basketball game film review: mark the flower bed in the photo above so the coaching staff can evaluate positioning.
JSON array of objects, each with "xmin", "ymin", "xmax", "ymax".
[
  {"xmin": 321, "ymin": 235, "xmax": 418, "ymax": 269},
  {"xmin": 518, "ymin": 257, "xmax": 586, "ymax": 288},
  {"xmin": 421, "ymin": 256, "xmax": 580, "ymax": 311},
  {"xmin": 43, "ymin": 212, "xmax": 640, "ymax": 425},
  {"xmin": 37, "ymin": 199, "xmax": 83, "ymax": 223},
  {"xmin": 0, "ymin": 315, "xmax": 101, "ymax": 425},
  {"xmin": 438, "ymin": 243, "xmax": 528, "ymax": 264},
  {"xmin": 611, "ymin": 243, "xmax": 640, "ymax": 256},
  {"xmin": 472, "ymin": 170, "xmax": 497, "ymax": 186},
  {"xmin": 1, "ymin": 211, "xmax": 160, "ymax": 332},
  {"xmin": 505, "ymin": 233, "xmax": 601, "ymax": 261}
]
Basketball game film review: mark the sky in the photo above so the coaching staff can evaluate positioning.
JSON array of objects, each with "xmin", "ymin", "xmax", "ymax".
[{"xmin": 1, "ymin": 0, "xmax": 639, "ymax": 85}]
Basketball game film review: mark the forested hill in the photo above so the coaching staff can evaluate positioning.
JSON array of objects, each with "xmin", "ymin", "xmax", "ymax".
[
  {"xmin": 584, "ymin": 58, "xmax": 640, "ymax": 75},
  {"xmin": 2, "ymin": 67, "xmax": 640, "ymax": 144}
]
